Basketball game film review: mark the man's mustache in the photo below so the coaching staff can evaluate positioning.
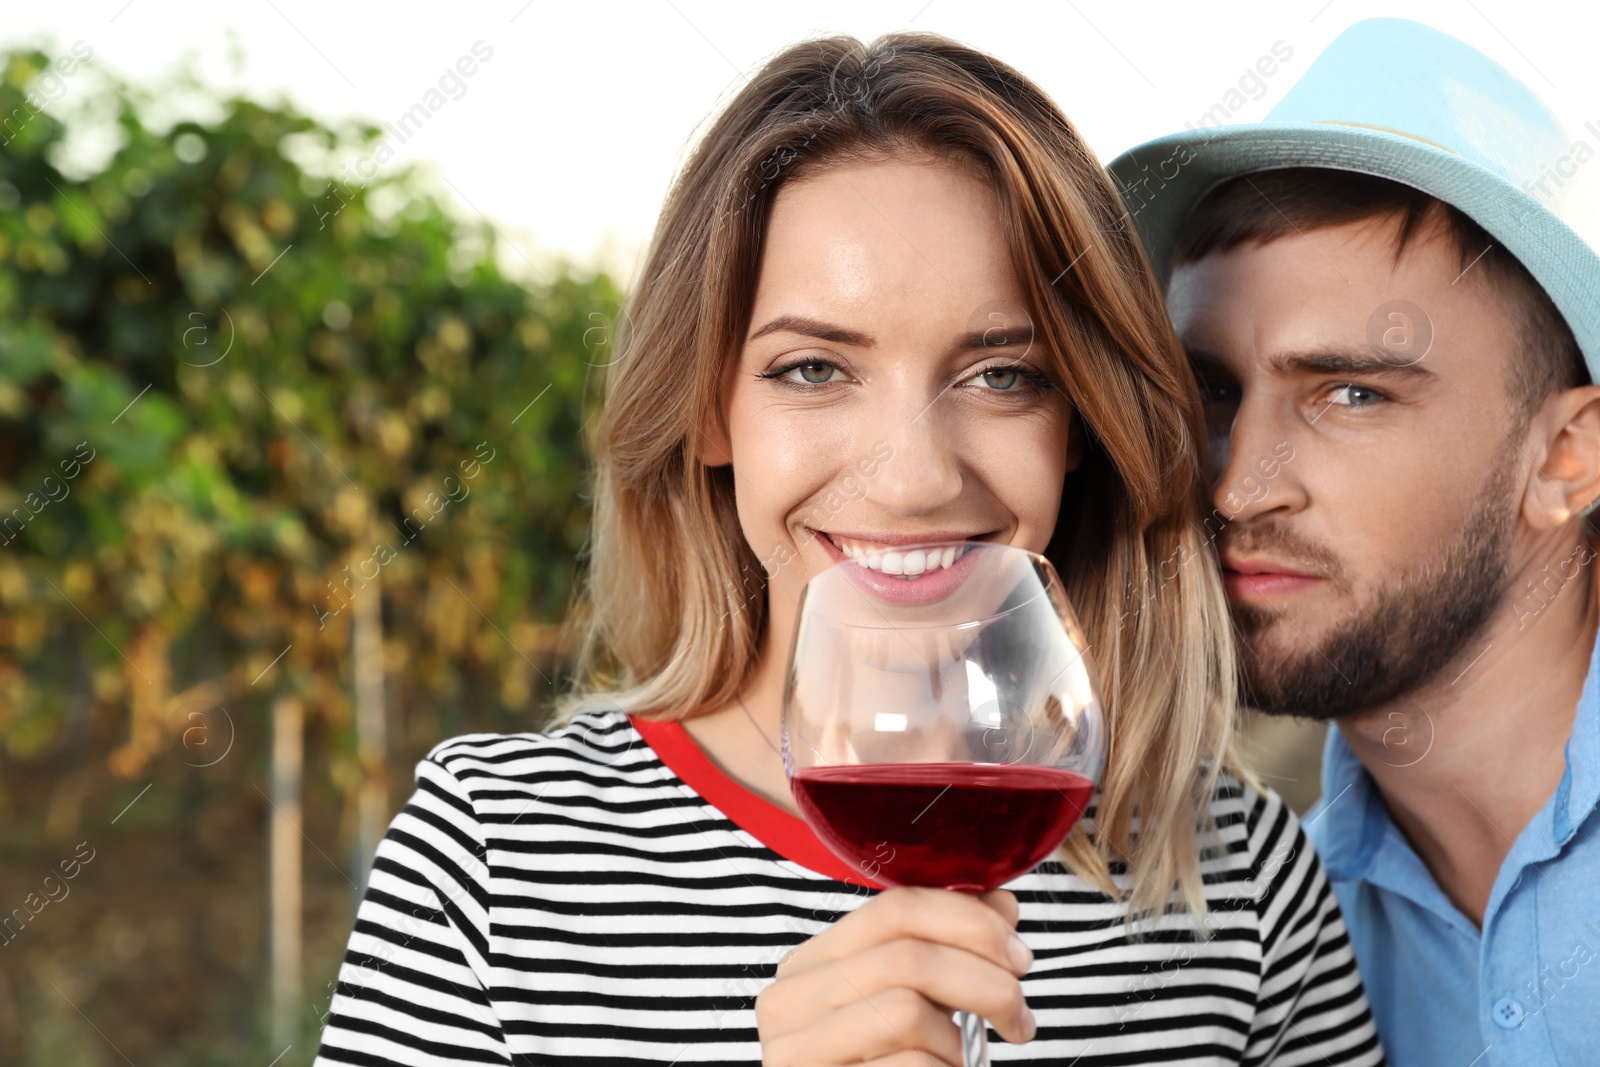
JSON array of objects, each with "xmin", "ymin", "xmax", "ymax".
[{"xmin": 1215, "ymin": 518, "xmax": 1344, "ymax": 584}]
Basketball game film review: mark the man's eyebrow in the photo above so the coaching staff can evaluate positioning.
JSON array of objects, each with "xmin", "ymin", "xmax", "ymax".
[
  {"xmin": 1184, "ymin": 345, "xmax": 1229, "ymax": 375},
  {"xmin": 1269, "ymin": 347, "xmax": 1438, "ymax": 379},
  {"xmin": 747, "ymin": 313, "xmax": 1035, "ymax": 352},
  {"xmin": 1183, "ymin": 342, "xmax": 1436, "ymax": 380}
]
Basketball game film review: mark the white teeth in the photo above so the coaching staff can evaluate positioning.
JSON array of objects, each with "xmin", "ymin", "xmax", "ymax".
[{"xmin": 831, "ymin": 536, "xmax": 971, "ymax": 576}]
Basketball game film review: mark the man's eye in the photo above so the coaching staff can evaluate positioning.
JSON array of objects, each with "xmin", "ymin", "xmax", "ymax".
[
  {"xmin": 1325, "ymin": 384, "xmax": 1385, "ymax": 406},
  {"xmin": 1197, "ymin": 380, "xmax": 1238, "ymax": 405}
]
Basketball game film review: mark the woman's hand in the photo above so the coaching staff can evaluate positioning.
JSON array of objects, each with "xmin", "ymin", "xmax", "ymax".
[{"xmin": 757, "ymin": 886, "xmax": 1036, "ymax": 1066}]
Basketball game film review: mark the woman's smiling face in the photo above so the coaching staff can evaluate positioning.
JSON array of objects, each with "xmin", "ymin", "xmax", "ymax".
[{"xmin": 699, "ymin": 154, "xmax": 1079, "ymax": 630}]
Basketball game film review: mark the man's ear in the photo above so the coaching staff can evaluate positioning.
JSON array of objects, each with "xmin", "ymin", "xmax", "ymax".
[{"xmin": 1523, "ymin": 384, "xmax": 1600, "ymax": 529}]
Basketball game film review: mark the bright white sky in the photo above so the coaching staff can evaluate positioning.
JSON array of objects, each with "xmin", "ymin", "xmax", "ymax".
[{"xmin": 6, "ymin": 1, "xmax": 1598, "ymax": 289}]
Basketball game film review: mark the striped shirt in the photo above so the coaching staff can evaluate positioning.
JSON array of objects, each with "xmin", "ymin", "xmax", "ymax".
[{"xmin": 312, "ymin": 708, "xmax": 1385, "ymax": 1065}]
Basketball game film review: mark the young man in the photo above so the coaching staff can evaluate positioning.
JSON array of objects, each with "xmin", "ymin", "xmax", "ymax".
[{"xmin": 1110, "ymin": 18, "xmax": 1600, "ymax": 1067}]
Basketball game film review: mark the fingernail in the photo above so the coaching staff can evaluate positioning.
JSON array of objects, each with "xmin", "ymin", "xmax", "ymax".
[
  {"xmin": 1020, "ymin": 1003, "xmax": 1037, "ymax": 1041},
  {"xmin": 1007, "ymin": 933, "xmax": 1033, "ymax": 973}
]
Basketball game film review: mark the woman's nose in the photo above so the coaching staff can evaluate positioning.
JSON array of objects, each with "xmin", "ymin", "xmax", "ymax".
[{"xmin": 862, "ymin": 393, "xmax": 965, "ymax": 515}]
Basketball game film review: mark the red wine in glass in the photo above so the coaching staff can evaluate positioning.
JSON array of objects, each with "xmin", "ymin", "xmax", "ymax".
[{"xmin": 791, "ymin": 762, "xmax": 1094, "ymax": 892}]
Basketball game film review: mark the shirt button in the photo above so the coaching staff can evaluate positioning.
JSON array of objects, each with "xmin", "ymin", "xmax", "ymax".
[{"xmin": 1492, "ymin": 996, "xmax": 1526, "ymax": 1029}]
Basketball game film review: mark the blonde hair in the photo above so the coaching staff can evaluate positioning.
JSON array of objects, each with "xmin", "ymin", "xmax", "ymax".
[{"xmin": 553, "ymin": 32, "xmax": 1247, "ymax": 922}]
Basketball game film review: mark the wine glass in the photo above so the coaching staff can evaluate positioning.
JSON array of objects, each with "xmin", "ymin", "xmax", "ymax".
[{"xmin": 781, "ymin": 539, "xmax": 1106, "ymax": 1067}]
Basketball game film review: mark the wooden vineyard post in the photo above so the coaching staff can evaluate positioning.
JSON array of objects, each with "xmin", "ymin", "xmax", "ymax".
[
  {"xmin": 269, "ymin": 692, "xmax": 304, "ymax": 1052},
  {"xmin": 353, "ymin": 573, "xmax": 388, "ymax": 900}
]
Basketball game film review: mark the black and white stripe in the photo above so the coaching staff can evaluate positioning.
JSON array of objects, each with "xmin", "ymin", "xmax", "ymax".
[{"xmin": 313, "ymin": 709, "xmax": 1384, "ymax": 1065}]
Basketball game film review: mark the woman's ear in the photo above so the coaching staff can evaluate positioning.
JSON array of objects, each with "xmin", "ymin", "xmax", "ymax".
[
  {"xmin": 1064, "ymin": 406, "xmax": 1085, "ymax": 472},
  {"xmin": 696, "ymin": 358, "xmax": 738, "ymax": 468},
  {"xmin": 1523, "ymin": 384, "xmax": 1600, "ymax": 529},
  {"xmin": 694, "ymin": 379, "xmax": 732, "ymax": 467},
  {"xmin": 697, "ymin": 405, "xmax": 733, "ymax": 468}
]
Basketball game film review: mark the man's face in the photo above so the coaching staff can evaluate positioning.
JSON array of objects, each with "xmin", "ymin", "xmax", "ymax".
[{"xmin": 1167, "ymin": 214, "xmax": 1526, "ymax": 719}]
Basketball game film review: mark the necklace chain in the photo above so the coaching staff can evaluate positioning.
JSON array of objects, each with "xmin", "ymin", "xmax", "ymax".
[{"xmin": 736, "ymin": 691, "xmax": 783, "ymax": 758}]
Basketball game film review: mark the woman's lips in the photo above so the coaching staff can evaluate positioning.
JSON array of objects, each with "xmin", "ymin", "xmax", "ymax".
[{"xmin": 813, "ymin": 531, "xmax": 993, "ymax": 608}]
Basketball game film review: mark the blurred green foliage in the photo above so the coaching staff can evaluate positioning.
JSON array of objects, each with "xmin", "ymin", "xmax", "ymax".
[
  {"xmin": 0, "ymin": 42, "xmax": 621, "ymax": 1062},
  {"xmin": 0, "ymin": 44, "xmax": 619, "ymax": 772}
]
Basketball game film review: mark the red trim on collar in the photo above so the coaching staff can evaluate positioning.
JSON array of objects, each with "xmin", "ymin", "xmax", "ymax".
[{"xmin": 629, "ymin": 715, "xmax": 884, "ymax": 889}]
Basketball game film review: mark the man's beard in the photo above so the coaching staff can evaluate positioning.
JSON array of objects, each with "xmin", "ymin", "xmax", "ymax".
[{"xmin": 1227, "ymin": 452, "xmax": 1519, "ymax": 720}]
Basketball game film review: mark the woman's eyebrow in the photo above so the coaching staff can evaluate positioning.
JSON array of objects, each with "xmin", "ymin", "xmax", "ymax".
[
  {"xmin": 747, "ymin": 313, "xmax": 1035, "ymax": 352},
  {"xmin": 962, "ymin": 324, "xmax": 1034, "ymax": 351},
  {"xmin": 748, "ymin": 314, "xmax": 875, "ymax": 346}
]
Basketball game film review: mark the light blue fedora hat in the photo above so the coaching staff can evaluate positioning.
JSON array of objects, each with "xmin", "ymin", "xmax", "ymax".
[{"xmin": 1107, "ymin": 17, "xmax": 1600, "ymax": 379}]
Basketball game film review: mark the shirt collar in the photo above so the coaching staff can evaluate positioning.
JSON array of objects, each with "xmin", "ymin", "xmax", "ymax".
[
  {"xmin": 1551, "ymin": 620, "xmax": 1600, "ymax": 845},
  {"xmin": 1307, "ymin": 620, "xmax": 1600, "ymax": 877},
  {"xmin": 1306, "ymin": 721, "xmax": 1382, "ymax": 881}
]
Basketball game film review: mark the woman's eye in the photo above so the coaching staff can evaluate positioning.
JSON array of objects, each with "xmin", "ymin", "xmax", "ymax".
[
  {"xmin": 977, "ymin": 366, "xmax": 1020, "ymax": 390},
  {"xmin": 762, "ymin": 359, "xmax": 844, "ymax": 386},
  {"xmin": 759, "ymin": 358, "xmax": 1052, "ymax": 395},
  {"xmin": 792, "ymin": 361, "xmax": 838, "ymax": 385},
  {"xmin": 966, "ymin": 363, "xmax": 1053, "ymax": 394}
]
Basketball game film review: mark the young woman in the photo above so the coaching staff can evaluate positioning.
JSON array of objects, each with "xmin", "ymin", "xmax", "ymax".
[{"xmin": 313, "ymin": 33, "xmax": 1383, "ymax": 1067}]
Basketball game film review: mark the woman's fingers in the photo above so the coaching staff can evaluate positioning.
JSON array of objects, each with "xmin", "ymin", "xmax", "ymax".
[
  {"xmin": 761, "ymin": 985, "xmax": 964, "ymax": 1067},
  {"xmin": 777, "ymin": 886, "xmax": 1028, "ymax": 980},
  {"xmin": 757, "ymin": 887, "xmax": 1036, "ymax": 1064},
  {"xmin": 978, "ymin": 886, "xmax": 1018, "ymax": 927},
  {"xmin": 760, "ymin": 936, "xmax": 1036, "ymax": 1044}
]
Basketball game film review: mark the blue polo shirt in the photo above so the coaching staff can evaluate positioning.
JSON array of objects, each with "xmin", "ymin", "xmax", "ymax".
[{"xmin": 1304, "ymin": 628, "xmax": 1600, "ymax": 1066}]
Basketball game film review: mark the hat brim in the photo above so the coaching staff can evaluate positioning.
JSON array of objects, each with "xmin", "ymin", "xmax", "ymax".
[{"xmin": 1107, "ymin": 123, "xmax": 1600, "ymax": 375}]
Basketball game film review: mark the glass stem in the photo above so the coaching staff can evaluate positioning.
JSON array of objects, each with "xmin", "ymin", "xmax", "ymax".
[{"xmin": 957, "ymin": 1009, "xmax": 989, "ymax": 1066}]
